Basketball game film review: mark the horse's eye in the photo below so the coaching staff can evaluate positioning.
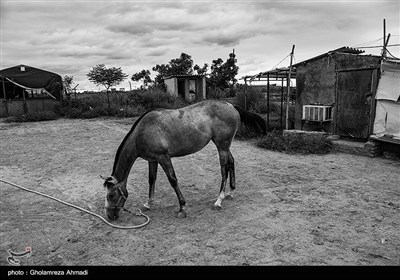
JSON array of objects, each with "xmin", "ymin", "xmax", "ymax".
[{"xmin": 108, "ymin": 193, "xmax": 115, "ymax": 200}]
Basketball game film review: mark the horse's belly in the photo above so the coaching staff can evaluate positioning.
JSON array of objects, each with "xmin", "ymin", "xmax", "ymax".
[{"xmin": 168, "ymin": 130, "xmax": 211, "ymax": 157}]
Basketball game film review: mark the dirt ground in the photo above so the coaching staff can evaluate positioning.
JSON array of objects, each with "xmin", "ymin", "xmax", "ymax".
[{"xmin": 0, "ymin": 117, "xmax": 399, "ymax": 266}]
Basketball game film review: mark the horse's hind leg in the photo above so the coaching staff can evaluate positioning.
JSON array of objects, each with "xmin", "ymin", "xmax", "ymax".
[
  {"xmin": 158, "ymin": 155, "xmax": 187, "ymax": 218},
  {"xmin": 225, "ymin": 151, "xmax": 235, "ymax": 200},
  {"xmin": 143, "ymin": 161, "xmax": 158, "ymax": 210},
  {"xmin": 213, "ymin": 148, "xmax": 230, "ymax": 210}
]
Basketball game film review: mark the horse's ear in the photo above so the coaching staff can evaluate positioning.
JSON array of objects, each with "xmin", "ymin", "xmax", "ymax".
[{"xmin": 100, "ymin": 175, "xmax": 118, "ymax": 188}]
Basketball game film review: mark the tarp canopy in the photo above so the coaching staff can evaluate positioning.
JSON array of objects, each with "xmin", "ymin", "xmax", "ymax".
[
  {"xmin": 375, "ymin": 60, "xmax": 400, "ymax": 101},
  {"xmin": 0, "ymin": 64, "xmax": 63, "ymax": 100},
  {"xmin": 373, "ymin": 60, "xmax": 400, "ymax": 140}
]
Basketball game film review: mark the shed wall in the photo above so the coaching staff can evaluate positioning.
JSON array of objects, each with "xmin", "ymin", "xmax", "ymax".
[
  {"xmin": 164, "ymin": 78, "xmax": 177, "ymax": 97},
  {"xmin": 294, "ymin": 53, "xmax": 381, "ymax": 139},
  {"xmin": 295, "ymin": 55, "xmax": 336, "ymax": 133}
]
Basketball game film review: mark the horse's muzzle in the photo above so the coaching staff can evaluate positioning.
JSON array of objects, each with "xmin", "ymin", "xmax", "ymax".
[{"xmin": 105, "ymin": 207, "xmax": 120, "ymax": 221}]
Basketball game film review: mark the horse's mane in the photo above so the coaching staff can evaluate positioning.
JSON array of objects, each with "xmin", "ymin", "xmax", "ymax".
[{"xmin": 112, "ymin": 109, "xmax": 154, "ymax": 175}]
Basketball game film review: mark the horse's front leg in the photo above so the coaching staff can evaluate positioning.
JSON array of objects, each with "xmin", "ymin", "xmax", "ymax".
[
  {"xmin": 158, "ymin": 155, "xmax": 186, "ymax": 218},
  {"xmin": 143, "ymin": 161, "xmax": 158, "ymax": 210}
]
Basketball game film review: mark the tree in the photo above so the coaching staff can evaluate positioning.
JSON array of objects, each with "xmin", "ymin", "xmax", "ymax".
[
  {"xmin": 87, "ymin": 64, "xmax": 128, "ymax": 108},
  {"xmin": 194, "ymin": 63, "xmax": 208, "ymax": 75},
  {"xmin": 152, "ymin": 53, "xmax": 195, "ymax": 86},
  {"xmin": 62, "ymin": 75, "xmax": 74, "ymax": 101},
  {"xmin": 131, "ymin": 69, "xmax": 153, "ymax": 89},
  {"xmin": 208, "ymin": 51, "xmax": 239, "ymax": 95}
]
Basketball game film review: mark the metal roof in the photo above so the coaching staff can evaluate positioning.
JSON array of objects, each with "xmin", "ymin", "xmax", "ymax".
[
  {"xmin": 164, "ymin": 74, "xmax": 205, "ymax": 79},
  {"xmin": 292, "ymin": 46, "xmax": 365, "ymax": 67},
  {"xmin": 242, "ymin": 67, "xmax": 296, "ymax": 83}
]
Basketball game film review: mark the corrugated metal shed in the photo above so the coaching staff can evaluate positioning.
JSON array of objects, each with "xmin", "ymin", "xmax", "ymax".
[{"xmin": 292, "ymin": 46, "xmax": 365, "ymax": 67}]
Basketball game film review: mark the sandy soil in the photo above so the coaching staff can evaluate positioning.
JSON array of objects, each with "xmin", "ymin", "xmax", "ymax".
[{"xmin": 0, "ymin": 117, "xmax": 399, "ymax": 266}]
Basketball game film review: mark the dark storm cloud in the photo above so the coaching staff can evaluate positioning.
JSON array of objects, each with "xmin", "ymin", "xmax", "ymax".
[
  {"xmin": 201, "ymin": 33, "xmax": 243, "ymax": 47},
  {"xmin": 107, "ymin": 24, "xmax": 154, "ymax": 35},
  {"xmin": 146, "ymin": 48, "xmax": 169, "ymax": 57}
]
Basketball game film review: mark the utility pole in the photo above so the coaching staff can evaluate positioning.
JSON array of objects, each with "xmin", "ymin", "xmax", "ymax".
[
  {"xmin": 267, "ymin": 73, "xmax": 270, "ymax": 131},
  {"xmin": 286, "ymin": 44, "xmax": 295, "ymax": 130},
  {"xmin": 382, "ymin": 19, "xmax": 387, "ymax": 58},
  {"xmin": 244, "ymin": 77, "xmax": 247, "ymax": 110},
  {"xmin": 2, "ymin": 77, "xmax": 9, "ymax": 116}
]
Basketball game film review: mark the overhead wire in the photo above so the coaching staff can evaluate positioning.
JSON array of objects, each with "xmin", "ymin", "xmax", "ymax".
[
  {"xmin": 271, "ymin": 53, "xmax": 291, "ymax": 70},
  {"xmin": 352, "ymin": 37, "xmax": 384, "ymax": 48}
]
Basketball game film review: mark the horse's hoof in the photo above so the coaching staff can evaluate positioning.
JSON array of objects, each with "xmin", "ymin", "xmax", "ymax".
[
  {"xmin": 141, "ymin": 204, "xmax": 151, "ymax": 211},
  {"xmin": 212, "ymin": 204, "xmax": 222, "ymax": 211},
  {"xmin": 225, "ymin": 194, "xmax": 234, "ymax": 200},
  {"xmin": 177, "ymin": 211, "xmax": 187, "ymax": 218}
]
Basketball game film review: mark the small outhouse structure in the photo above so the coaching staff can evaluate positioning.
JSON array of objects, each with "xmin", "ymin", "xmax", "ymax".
[{"xmin": 164, "ymin": 74, "xmax": 206, "ymax": 102}]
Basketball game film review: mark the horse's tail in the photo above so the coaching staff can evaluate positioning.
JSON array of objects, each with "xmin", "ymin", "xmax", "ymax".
[{"xmin": 233, "ymin": 105, "xmax": 267, "ymax": 135}]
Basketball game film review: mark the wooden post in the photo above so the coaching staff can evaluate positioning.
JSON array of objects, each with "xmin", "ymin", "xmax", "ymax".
[
  {"xmin": 383, "ymin": 33, "xmax": 391, "ymax": 59},
  {"xmin": 381, "ymin": 19, "xmax": 391, "ymax": 59},
  {"xmin": 1, "ymin": 77, "xmax": 9, "ymax": 116},
  {"xmin": 267, "ymin": 73, "xmax": 270, "ymax": 131},
  {"xmin": 382, "ymin": 19, "xmax": 386, "ymax": 58},
  {"xmin": 244, "ymin": 77, "xmax": 247, "ymax": 110},
  {"xmin": 281, "ymin": 78, "xmax": 284, "ymax": 129},
  {"xmin": 22, "ymin": 88, "xmax": 27, "ymax": 114},
  {"xmin": 286, "ymin": 45, "xmax": 295, "ymax": 130}
]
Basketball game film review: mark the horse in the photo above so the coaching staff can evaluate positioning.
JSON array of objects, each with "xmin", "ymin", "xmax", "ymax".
[{"xmin": 102, "ymin": 99, "xmax": 266, "ymax": 220}]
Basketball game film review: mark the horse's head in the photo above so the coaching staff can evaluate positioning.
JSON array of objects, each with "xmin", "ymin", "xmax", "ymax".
[{"xmin": 101, "ymin": 176, "xmax": 128, "ymax": 220}]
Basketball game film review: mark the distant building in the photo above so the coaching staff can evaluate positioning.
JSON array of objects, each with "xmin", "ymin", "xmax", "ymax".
[
  {"xmin": 164, "ymin": 74, "xmax": 206, "ymax": 101},
  {"xmin": 0, "ymin": 64, "xmax": 63, "ymax": 117}
]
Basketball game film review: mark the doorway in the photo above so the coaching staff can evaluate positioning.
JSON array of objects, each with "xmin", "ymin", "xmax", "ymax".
[
  {"xmin": 177, "ymin": 80, "xmax": 185, "ymax": 99},
  {"xmin": 336, "ymin": 69, "xmax": 373, "ymax": 139}
]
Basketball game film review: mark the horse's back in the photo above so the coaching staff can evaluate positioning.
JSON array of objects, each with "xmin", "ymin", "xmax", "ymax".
[
  {"xmin": 133, "ymin": 100, "xmax": 240, "ymax": 158},
  {"xmin": 138, "ymin": 100, "xmax": 238, "ymax": 131}
]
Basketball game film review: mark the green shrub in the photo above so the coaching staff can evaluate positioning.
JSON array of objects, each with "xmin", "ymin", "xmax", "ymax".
[
  {"xmin": 136, "ymin": 88, "xmax": 188, "ymax": 110},
  {"xmin": 5, "ymin": 111, "xmax": 59, "ymax": 123},
  {"xmin": 236, "ymin": 88, "xmax": 264, "ymax": 110},
  {"xmin": 251, "ymin": 101, "xmax": 269, "ymax": 114},
  {"xmin": 207, "ymin": 87, "xmax": 229, "ymax": 99},
  {"xmin": 256, "ymin": 130, "xmax": 333, "ymax": 154},
  {"xmin": 55, "ymin": 88, "xmax": 189, "ymax": 119}
]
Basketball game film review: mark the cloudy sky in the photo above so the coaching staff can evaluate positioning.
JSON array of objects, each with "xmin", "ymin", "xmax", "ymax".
[{"xmin": 1, "ymin": 0, "xmax": 399, "ymax": 91}]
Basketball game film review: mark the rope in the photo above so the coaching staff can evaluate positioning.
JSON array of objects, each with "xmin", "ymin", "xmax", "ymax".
[
  {"xmin": 271, "ymin": 53, "xmax": 291, "ymax": 70},
  {"xmin": 0, "ymin": 178, "xmax": 150, "ymax": 229}
]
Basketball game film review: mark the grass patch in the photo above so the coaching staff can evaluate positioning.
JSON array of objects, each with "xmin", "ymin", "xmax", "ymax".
[{"xmin": 4, "ymin": 111, "xmax": 59, "ymax": 123}]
